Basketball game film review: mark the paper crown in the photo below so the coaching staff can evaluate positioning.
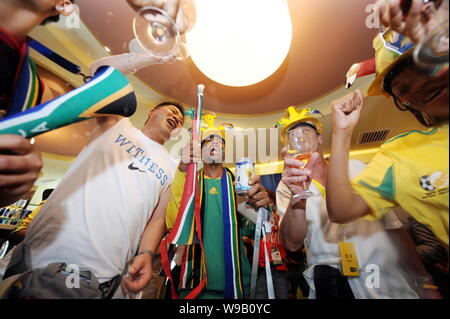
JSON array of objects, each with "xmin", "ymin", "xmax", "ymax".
[
  {"xmin": 276, "ymin": 107, "xmax": 323, "ymax": 143},
  {"xmin": 200, "ymin": 113, "xmax": 234, "ymax": 142}
]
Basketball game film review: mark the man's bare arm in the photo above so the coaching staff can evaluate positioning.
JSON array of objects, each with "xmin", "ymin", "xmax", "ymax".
[
  {"xmin": 280, "ymin": 199, "xmax": 308, "ymax": 252},
  {"xmin": 121, "ymin": 186, "xmax": 172, "ymax": 296},
  {"xmin": 327, "ymin": 129, "xmax": 371, "ymax": 223},
  {"xmin": 139, "ymin": 185, "xmax": 172, "ymax": 255},
  {"xmin": 326, "ymin": 90, "xmax": 371, "ymax": 223}
]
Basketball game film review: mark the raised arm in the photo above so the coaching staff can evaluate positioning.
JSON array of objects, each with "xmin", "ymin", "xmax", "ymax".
[
  {"xmin": 90, "ymin": 1, "xmax": 197, "ymax": 76},
  {"xmin": 85, "ymin": 116, "xmax": 123, "ymax": 146},
  {"xmin": 279, "ymin": 196, "xmax": 308, "ymax": 252},
  {"xmin": 326, "ymin": 90, "xmax": 371, "ymax": 223},
  {"xmin": 165, "ymin": 138, "xmax": 201, "ymax": 229}
]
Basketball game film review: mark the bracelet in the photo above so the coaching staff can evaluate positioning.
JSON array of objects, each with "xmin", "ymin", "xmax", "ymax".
[{"xmin": 138, "ymin": 249, "xmax": 156, "ymax": 258}]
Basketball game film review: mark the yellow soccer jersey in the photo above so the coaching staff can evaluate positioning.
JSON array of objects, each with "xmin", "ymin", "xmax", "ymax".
[
  {"xmin": 351, "ymin": 125, "xmax": 449, "ymax": 246},
  {"xmin": 14, "ymin": 201, "xmax": 45, "ymax": 233},
  {"xmin": 166, "ymin": 168, "xmax": 186, "ymax": 230}
]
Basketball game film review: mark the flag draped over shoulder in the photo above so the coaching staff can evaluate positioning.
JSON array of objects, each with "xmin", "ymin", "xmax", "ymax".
[
  {"xmin": 0, "ymin": 28, "xmax": 43, "ymax": 117},
  {"xmin": 161, "ymin": 85, "xmax": 207, "ymax": 299},
  {"xmin": 160, "ymin": 85, "xmax": 244, "ymax": 299}
]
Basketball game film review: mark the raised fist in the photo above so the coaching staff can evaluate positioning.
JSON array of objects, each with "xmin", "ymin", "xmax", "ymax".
[{"xmin": 331, "ymin": 89, "xmax": 364, "ymax": 133}]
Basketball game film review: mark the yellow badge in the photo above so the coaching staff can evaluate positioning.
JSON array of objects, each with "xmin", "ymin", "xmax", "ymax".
[
  {"xmin": 338, "ymin": 242, "xmax": 360, "ymax": 277},
  {"xmin": 209, "ymin": 187, "xmax": 218, "ymax": 195}
]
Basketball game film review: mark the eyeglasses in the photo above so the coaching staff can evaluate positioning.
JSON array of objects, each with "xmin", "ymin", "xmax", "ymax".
[
  {"xmin": 393, "ymin": 95, "xmax": 415, "ymax": 111},
  {"xmin": 390, "ymin": 83, "xmax": 420, "ymax": 110}
]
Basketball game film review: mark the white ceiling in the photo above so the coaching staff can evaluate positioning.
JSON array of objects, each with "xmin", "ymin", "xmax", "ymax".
[{"xmin": 26, "ymin": 12, "xmax": 425, "ymax": 193}]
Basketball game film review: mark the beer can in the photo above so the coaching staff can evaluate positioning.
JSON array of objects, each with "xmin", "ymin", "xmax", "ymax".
[{"xmin": 235, "ymin": 157, "xmax": 256, "ymax": 195}]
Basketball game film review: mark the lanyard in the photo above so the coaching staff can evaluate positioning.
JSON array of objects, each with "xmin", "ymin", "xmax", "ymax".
[
  {"xmin": 27, "ymin": 37, "xmax": 91, "ymax": 82},
  {"xmin": 250, "ymin": 208, "xmax": 275, "ymax": 299},
  {"xmin": 261, "ymin": 222, "xmax": 275, "ymax": 299}
]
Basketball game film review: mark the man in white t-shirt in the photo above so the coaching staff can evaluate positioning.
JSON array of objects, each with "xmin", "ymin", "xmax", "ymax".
[
  {"xmin": 2, "ymin": 101, "xmax": 185, "ymax": 298},
  {"xmin": 276, "ymin": 106, "xmax": 437, "ymax": 299}
]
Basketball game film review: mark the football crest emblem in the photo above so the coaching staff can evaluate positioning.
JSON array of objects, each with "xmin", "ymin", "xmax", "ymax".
[{"xmin": 420, "ymin": 172, "xmax": 449, "ymax": 191}]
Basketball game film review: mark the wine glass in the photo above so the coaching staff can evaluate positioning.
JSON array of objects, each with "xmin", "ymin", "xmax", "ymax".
[
  {"xmin": 132, "ymin": 6, "xmax": 190, "ymax": 61},
  {"xmin": 401, "ymin": 0, "xmax": 449, "ymax": 77},
  {"xmin": 413, "ymin": 17, "xmax": 449, "ymax": 77},
  {"xmin": 285, "ymin": 126, "xmax": 319, "ymax": 199}
]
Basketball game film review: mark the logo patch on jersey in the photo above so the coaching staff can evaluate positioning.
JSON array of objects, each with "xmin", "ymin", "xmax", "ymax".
[
  {"xmin": 420, "ymin": 172, "xmax": 449, "ymax": 191},
  {"xmin": 209, "ymin": 186, "xmax": 219, "ymax": 195}
]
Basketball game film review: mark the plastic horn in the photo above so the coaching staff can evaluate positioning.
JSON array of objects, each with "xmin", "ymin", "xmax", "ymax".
[{"xmin": 0, "ymin": 66, "xmax": 136, "ymax": 138}]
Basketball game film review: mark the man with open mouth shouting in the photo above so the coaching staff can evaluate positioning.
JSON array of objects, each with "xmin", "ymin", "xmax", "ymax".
[
  {"xmin": 1, "ymin": 101, "xmax": 187, "ymax": 299},
  {"xmin": 165, "ymin": 116, "xmax": 276, "ymax": 299}
]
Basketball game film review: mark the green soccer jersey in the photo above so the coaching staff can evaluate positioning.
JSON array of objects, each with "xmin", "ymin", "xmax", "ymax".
[
  {"xmin": 176, "ymin": 174, "xmax": 252, "ymax": 299},
  {"xmin": 200, "ymin": 177, "xmax": 252, "ymax": 297},
  {"xmin": 203, "ymin": 177, "xmax": 226, "ymax": 292}
]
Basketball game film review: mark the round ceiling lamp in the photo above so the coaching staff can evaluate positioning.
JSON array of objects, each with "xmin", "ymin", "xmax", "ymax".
[{"xmin": 186, "ymin": 0, "xmax": 293, "ymax": 87}]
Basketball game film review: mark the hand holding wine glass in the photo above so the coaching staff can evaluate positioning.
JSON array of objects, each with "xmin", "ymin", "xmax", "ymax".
[
  {"xmin": 375, "ymin": 0, "xmax": 449, "ymax": 77},
  {"xmin": 90, "ymin": 1, "xmax": 194, "ymax": 76},
  {"xmin": 284, "ymin": 126, "xmax": 320, "ymax": 199},
  {"xmin": 127, "ymin": 0, "xmax": 196, "ymax": 34}
]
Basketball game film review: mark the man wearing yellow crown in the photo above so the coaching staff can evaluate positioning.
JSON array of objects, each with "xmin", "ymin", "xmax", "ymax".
[
  {"xmin": 276, "ymin": 106, "xmax": 434, "ymax": 299},
  {"xmin": 166, "ymin": 114, "xmax": 275, "ymax": 299}
]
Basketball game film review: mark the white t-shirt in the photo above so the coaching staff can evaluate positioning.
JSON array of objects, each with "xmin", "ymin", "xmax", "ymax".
[
  {"xmin": 276, "ymin": 160, "xmax": 418, "ymax": 299},
  {"xmin": 24, "ymin": 119, "xmax": 177, "ymax": 282}
]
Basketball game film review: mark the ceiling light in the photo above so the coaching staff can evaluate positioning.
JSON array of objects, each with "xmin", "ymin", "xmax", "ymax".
[{"xmin": 186, "ymin": 0, "xmax": 293, "ymax": 87}]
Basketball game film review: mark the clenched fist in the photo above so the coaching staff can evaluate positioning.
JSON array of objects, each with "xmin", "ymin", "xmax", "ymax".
[
  {"xmin": 331, "ymin": 89, "xmax": 364, "ymax": 133},
  {"xmin": 179, "ymin": 139, "xmax": 201, "ymax": 172},
  {"xmin": 246, "ymin": 175, "xmax": 276, "ymax": 210}
]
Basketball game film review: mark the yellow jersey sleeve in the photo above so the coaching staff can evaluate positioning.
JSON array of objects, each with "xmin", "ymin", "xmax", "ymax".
[
  {"xmin": 166, "ymin": 168, "xmax": 187, "ymax": 229},
  {"xmin": 351, "ymin": 149, "xmax": 397, "ymax": 221},
  {"xmin": 14, "ymin": 201, "xmax": 44, "ymax": 233}
]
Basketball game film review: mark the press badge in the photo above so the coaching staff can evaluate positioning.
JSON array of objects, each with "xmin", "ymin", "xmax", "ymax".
[
  {"xmin": 338, "ymin": 242, "xmax": 360, "ymax": 277},
  {"xmin": 271, "ymin": 247, "xmax": 283, "ymax": 265}
]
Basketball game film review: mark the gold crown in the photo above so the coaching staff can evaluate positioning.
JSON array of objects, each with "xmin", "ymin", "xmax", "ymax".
[
  {"xmin": 277, "ymin": 107, "xmax": 323, "ymax": 143},
  {"xmin": 201, "ymin": 113, "xmax": 226, "ymax": 141}
]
